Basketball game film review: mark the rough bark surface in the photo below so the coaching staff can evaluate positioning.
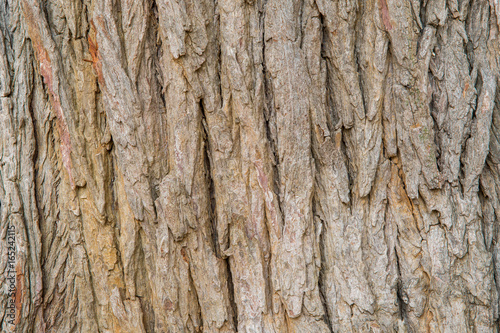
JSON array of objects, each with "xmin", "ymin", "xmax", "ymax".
[{"xmin": 0, "ymin": 0, "xmax": 500, "ymax": 332}]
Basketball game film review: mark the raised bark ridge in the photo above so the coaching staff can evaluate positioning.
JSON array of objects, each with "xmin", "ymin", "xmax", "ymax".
[{"xmin": 0, "ymin": 0, "xmax": 499, "ymax": 332}]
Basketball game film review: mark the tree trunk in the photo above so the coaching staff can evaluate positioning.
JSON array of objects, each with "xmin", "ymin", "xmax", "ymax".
[{"xmin": 1, "ymin": 0, "xmax": 500, "ymax": 332}]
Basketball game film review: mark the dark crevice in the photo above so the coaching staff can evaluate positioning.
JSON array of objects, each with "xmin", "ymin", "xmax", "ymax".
[
  {"xmin": 394, "ymin": 240, "xmax": 415, "ymax": 333},
  {"xmin": 261, "ymin": 0, "xmax": 284, "ymax": 223},
  {"xmin": 226, "ymin": 257, "xmax": 239, "ymax": 331},
  {"xmin": 199, "ymin": 98, "xmax": 238, "ymax": 330},
  {"xmin": 316, "ymin": 7, "xmax": 354, "ymax": 205},
  {"xmin": 258, "ymin": 0, "xmax": 278, "ymax": 308},
  {"xmin": 470, "ymin": 66, "xmax": 483, "ymax": 125},
  {"xmin": 354, "ymin": 1, "xmax": 367, "ymax": 120},
  {"xmin": 313, "ymin": 199, "xmax": 333, "ymax": 332},
  {"xmin": 151, "ymin": 0, "xmax": 166, "ymax": 111},
  {"xmin": 477, "ymin": 184, "xmax": 491, "ymax": 252},
  {"xmin": 317, "ymin": 12, "xmax": 339, "ymax": 133},
  {"xmin": 298, "ymin": 0, "xmax": 304, "ymax": 48},
  {"xmin": 260, "ymin": 0, "xmax": 286, "ymax": 322},
  {"xmin": 341, "ymin": 130, "xmax": 355, "ymax": 204},
  {"xmin": 136, "ymin": 228, "xmax": 156, "ymax": 332},
  {"xmin": 114, "ymin": 0, "xmax": 130, "ymax": 76},
  {"xmin": 317, "ymin": 254, "xmax": 333, "ymax": 333},
  {"xmin": 27, "ymin": 51, "xmax": 46, "ymax": 324},
  {"xmin": 310, "ymin": 12, "xmax": 333, "ymax": 329},
  {"xmin": 29, "ymin": 62, "xmax": 42, "ymax": 231},
  {"xmin": 199, "ymin": 99, "xmax": 219, "ymax": 257},
  {"xmin": 458, "ymin": 65, "xmax": 482, "ymax": 188},
  {"xmin": 183, "ymin": 252, "xmax": 204, "ymax": 331},
  {"xmin": 389, "ymin": 172, "xmax": 409, "ymax": 326},
  {"xmin": 493, "ymin": 248, "xmax": 500, "ymax": 329}
]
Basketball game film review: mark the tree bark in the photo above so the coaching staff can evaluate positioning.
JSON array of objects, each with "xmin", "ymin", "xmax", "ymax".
[{"xmin": 1, "ymin": 0, "xmax": 500, "ymax": 332}]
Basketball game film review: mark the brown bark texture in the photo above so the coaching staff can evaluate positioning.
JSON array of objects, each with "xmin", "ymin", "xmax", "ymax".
[{"xmin": 1, "ymin": 0, "xmax": 500, "ymax": 332}]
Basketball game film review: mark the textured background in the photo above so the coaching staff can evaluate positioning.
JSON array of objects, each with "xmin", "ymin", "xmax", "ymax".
[{"xmin": 0, "ymin": 0, "xmax": 500, "ymax": 332}]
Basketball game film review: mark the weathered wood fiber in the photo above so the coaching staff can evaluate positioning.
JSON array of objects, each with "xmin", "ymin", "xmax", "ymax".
[{"xmin": 1, "ymin": 0, "xmax": 500, "ymax": 332}]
